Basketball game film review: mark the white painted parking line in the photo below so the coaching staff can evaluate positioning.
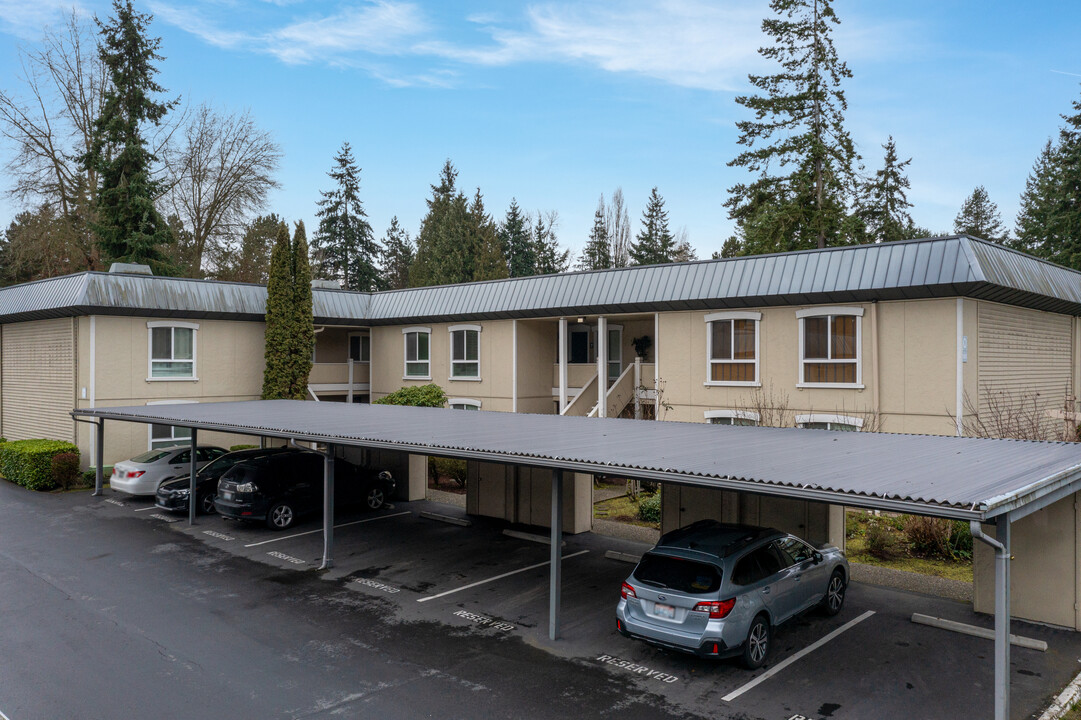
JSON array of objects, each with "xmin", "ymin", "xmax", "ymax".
[
  {"xmin": 721, "ymin": 610, "xmax": 875, "ymax": 703},
  {"xmin": 0, "ymin": 707, "xmax": 11, "ymax": 720},
  {"xmin": 242, "ymin": 510, "xmax": 411, "ymax": 548},
  {"xmin": 416, "ymin": 550, "xmax": 590, "ymax": 603}
]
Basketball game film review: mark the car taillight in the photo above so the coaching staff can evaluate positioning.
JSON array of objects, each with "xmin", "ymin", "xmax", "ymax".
[
  {"xmin": 127, "ymin": 471, "xmax": 145, "ymax": 478},
  {"xmin": 620, "ymin": 582, "xmax": 637, "ymax": 600},
  {"xmin": 693, "ymin": 598, "xmax": 736, "ymax": 619}
]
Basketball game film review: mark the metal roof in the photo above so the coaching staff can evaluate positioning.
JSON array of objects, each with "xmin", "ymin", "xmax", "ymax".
[
  {"xmin": 73, "ymin": 400, "xmax": 1081, "ymax": 521},
  {"xmin": 5, "ymin": 235, "xmax": 1081, "ymax": 324}
]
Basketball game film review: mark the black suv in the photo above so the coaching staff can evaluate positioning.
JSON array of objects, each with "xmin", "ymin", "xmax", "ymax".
[
  {"xmin": 156, "ymin": 447, "xmax": 298, "ymax": 515},
  {"xmin": 214, "ymin": 451, "xmax": 395, "ymax": 530}
]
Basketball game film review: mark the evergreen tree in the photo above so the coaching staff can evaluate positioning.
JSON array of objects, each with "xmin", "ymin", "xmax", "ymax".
[
  {"xmin": 726, "ymin": 0, "xmax": 858, "ymax": 253},
  {"xmin": 500, "ymin": 198, "xmax": 534, "ymax": 277},
  {"xmin": 671, "ymin": 229, "xmax": 697, "ymax": 262},
  {"xmin": 630, "ymin": 187, "xmax": 675, "ymax": 265},
  {"xmin": 860, "ymin": 137, "xmax": 913, "ymax": 243},
  {"xmin": 1014, "ymin": 141, "xmax": 1062, "ymax": 256},
  {"xmin": 532, "ymin": 212, "xmax": 570, "ymax": 275},
  {"xmin": 410, "ymin": 160, "xmax": 470, "ymax": 286},
  {"xmin": 261, "ymin": 221, "xmax": 293, "ymax": 399},
  {"xmin": 312, "ymin": 142, "xmax": 379, "ymax": 291},
  {"xmin": 380, "ymin": 216, "xmax": 414, "ymax": 290},
  {"xmin": 289, "ymin": 221, "xmax": 314, "ymax": 400},
  {"xmin": 83, "ymin": 0, "xmax": 178, "ymax": 273},
  {"xmin": 954, "ymin": 186, "xmax": 1007, "ymax": 242},
  {"xmin": 468, "ymin": 189, "xmax": 508, "ymax": 281},
  {"xmin": 577, "ymin": 196, "xmax": 612, "ymax": 270}
]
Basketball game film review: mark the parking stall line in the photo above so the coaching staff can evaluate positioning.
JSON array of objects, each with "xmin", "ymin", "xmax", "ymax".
[
  {"xmin": 721, "ymin": 610, "xmax": 875, "ymax": 703},
  {"xmin": 416, "ymin": 550, "xmax": 590, "ymax": 603},
  {"xmin": 242, "ymin": 511, "xmax": 411, "ymax": 548}
]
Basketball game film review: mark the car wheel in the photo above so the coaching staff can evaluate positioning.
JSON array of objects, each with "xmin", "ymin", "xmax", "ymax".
[
  {"xmin": 267, "ymin": 502, "xmax": 296, "ymax": 530},
  {"xmin": 200, "ymin": 494, "xmax": 217, "ymax": 515},
  {"xmin": 822, "ymin": 569, "xmax": 846, "ymax": 616},
  {"xmin": 741, "ymin": 614, "xmax": 771, "ymax": 670},
  {"xmin": 365, "ymin": 487, "xmax": 386, "ymax": 511}
]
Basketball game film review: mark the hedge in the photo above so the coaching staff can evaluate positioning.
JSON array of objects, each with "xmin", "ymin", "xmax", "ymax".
[
  {"xmin": 230, "ymin": 444, "xmax": 258, "ymax": 451},
  {"xmin": 0, "ymin": 439, "xmax": 81, "ymax": 491},
  {"xmin": 373, "ymin": 384, "xmax": 447, "ymax": 408}
]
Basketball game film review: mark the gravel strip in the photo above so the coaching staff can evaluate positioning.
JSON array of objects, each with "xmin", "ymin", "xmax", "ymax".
[
  {"xmin": 850, "ymin": 561, "xmax": 973, "ymax": 603},
  {"xmin": 591, "ymin": 518, "xmax": 660, "ymax": 546},
  {"xmin": 426, "ymin": 488, "xmax": 466, "ymax": 508}
]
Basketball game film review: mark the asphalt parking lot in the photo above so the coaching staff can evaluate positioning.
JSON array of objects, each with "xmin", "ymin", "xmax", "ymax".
[{"xmin": 85, "ymin": 490, "xmax": 1081, "ymax": 720}]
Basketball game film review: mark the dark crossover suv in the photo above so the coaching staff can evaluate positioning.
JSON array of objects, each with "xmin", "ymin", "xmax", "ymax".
[
  {"xmin": 155, "ymin": 447, "xmax": 297, "ymax": 515},
  {"xmin": 214, "ymin": 451, "xmax": 395, "ymax": 529},
  {"xmin": 616, "ymin": 521, "xmax": 848, "ymax": 669}
]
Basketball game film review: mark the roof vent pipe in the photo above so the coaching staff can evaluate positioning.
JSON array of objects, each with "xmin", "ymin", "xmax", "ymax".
[{"xmin": 108, "ymin": 262, "xmax": 153, "ymax": 276}]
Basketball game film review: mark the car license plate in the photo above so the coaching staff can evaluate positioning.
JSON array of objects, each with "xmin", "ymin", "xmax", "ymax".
[
  {"xmin": 220, "ymin": 491, "xmax": 233, "ymax": 500},
  {"xmin": 654, "ymin": 603, "xmax": 675, "ymax": 620}
]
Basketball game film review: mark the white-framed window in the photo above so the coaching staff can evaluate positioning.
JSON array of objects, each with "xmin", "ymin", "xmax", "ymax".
[
  {"xmin": 147, "ymin": 321, "xmax": 198, "ymax": 380},
  {"xmin": 704, "ymin": 409, "xmax": 760, "ymax": 426},
  {"xmin": 448, "ymin": 398, "xmax": 481, "ymax": 411},
  {"xmin": 402, "ymin": 326, "xmax": 431, "ymax": 379},
  {"xmin": 705, "ymin": 311, "xmax": 760, "ymax": 386},
  {"xmin": 146, "ymin": 400, "xmax": 197, "ymax": 450},
  {"xmin": 795, "ymin": 413, "xmax": 863, "ymax": 431},
  {"xmin": 796, "ymin": 306, "xmax": 863, "ymax": 387},
  {"xmin": 349, "ymin": 333, "xmax": 370, "ymax": 363},
  {"xmin": 449, "ymin": 324, "xmax": 481, "ymax": 380}
]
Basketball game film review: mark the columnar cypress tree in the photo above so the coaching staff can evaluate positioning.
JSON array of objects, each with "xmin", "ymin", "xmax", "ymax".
[
  {"xmin": 726, "ymin": 0, "xmax": 858, "ymax": 253},
  {"xmin": 500, "ymin": 198, "xmax": 534, "ymax": 277},
  {"xmin": 630, "ymin": 187, "xmax": 675, "ymax": 265},
  {"xmin": 954, "ymin": 186, "xmax": 1007, "ymax": 242},
  {"xmin": 289, "ymin": 221, "xmax": 314, "ymax": 400},
  {"xmin": 578, "ymin": 197, "xmax": 612, "ymax": 270},
  {"xmin": 861, "ymin": 137, "xmax": 914, "ymax": 243},
  {"xmin": 261, "ymin": 221, "xmax": 293, "ymax": 399},
  {"xmin": 84, "ymin": 0, "xmax": 178, "ymax": 273},
  {"xmin": 380, "ymin": 216, "xmax": 414, "ymax": 290},
  {"xmin": 312, "ymin": 142, "xmax": 379, "ymax": 291}
]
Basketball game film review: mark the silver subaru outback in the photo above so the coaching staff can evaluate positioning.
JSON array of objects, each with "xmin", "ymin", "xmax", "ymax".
[{"xmin": 615, "ymin": 520, "xmax": 849, "ymax": 669}]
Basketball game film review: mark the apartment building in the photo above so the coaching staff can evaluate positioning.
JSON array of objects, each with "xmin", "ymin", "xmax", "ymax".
[{"xmin": 2, "ymin": 235, "xmax": 1080, "ymax": 627}]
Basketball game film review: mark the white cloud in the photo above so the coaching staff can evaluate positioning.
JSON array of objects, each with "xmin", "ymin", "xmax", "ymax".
[{"xmin": 0, "ymin": 0, "xmax": 92, "ymax": 39}]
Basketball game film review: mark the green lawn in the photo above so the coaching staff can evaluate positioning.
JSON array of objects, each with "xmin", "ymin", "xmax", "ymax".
[
  {"xmin": 845, "ymin": 510, "xmax": 973, "ymax": 584},
  {"xmin": 593, "ymin": 494, "xmax": 660, "ymax": 530}
]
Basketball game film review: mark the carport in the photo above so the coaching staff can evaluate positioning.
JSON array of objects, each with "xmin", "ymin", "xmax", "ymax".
[{"xmin": 73, "ymin": 400, "xmax": 1081, "ymax": 720}]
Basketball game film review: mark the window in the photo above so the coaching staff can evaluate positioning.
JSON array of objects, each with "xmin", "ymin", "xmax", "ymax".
[
  {"xmin": 349, "ymin": 334, "xmax": 370, "ymax": 363},
  {"xmin": 633, "ymin": 553, "xmax": 722, "ymax": 594},
  {"xmin": 705, "ymin": 312, "xmax": 760, "ymax": 385},
  {"xmin": 449, "ymin": 325, "xmax": 480, "ymax": 379},
  {"xmin": 148, "ymin": 322, "xmax": 197, "ymax": 379},
  {"xmin": 402, "ymin": 327, "xmax": 431, "ymax": 379},
  {"xmin": 776, "ymin": 537, "xmax": 815, "ymax": 565},
  {"xmin": 704, "ymin": 410, "xmax": 759, "ymax": 426},
  {"xmin": 797, "ymin": 307, "xmax": 863, "ymax": 386},
  {"xmin": 731, "ymin": 544, "xmax": 786, "ymax": 586},
  {"xmin": 796, "ymin": 414, "xmax": 863, "ymax": 432},
  {"xmin": 449, "ymin": 398, "xmax": 481, "ymax": 411},
  {"xmin": 150, "ymin": 423, "xmax": 192, "ymax": 450}
]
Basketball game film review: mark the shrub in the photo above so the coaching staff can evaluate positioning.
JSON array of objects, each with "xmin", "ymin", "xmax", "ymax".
[
  {"xmin": 949, "ymin": 520, "xmax": 974, "ymax": 560},
  {"xmin": 865, "ymin": 518, "xmax": 904, "ymax": 560},
  {"xmin": 0, "ymin": 439, "xmax": 80, "ymax": 491},
  {"xmin": 230, "ymin": 444, "xmax": 258, "ymax": 451},
  {"xmin": 637, "ymin": 493, "xmax": 661, "ymax": 523},
  {"xmin": 904, "ymin": 515, "xmax": 962, "ymax": 560},
  {"xmin": 429, "ymin": 456, "xmax": 467, "ymax": 488},
  {"xmin": 51, "ymin": 452, "xmax": 81, "ymax": 491},
  {"xmin": 374, "ymin": 384, "xmax": 447, "ymax": 408}
]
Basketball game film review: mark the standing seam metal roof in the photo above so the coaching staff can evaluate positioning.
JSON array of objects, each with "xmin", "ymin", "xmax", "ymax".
[
  {"xmin": 3, "ymin": 235, "xmax": 1081, "ymax": 325},
  {"xmin": 73, "ymin": 400, "xmax": 1081, "ymax": 521}
]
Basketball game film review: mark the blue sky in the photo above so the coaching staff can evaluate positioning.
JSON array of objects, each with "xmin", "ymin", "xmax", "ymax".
[{"xmin": 1, "ymin": 0, "xmax": 1080, "ymax": 260}]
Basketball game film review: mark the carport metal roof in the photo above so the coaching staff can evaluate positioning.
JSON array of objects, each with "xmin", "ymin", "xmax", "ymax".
[{"xmin": 72, "ymin": 400, "xmax": 1081, "ymax": 522}]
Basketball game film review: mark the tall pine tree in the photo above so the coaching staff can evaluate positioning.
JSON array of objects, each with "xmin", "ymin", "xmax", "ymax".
[
  {"xmin": 726, "ymin": 0, "xmax": 859, "ymax": 253},
  {"xmin": 380, "ymin": 216, "xmax": 414, "ymax": 290},
  {"xmin": 532, "ymin": 212, "xmax": 570, "ymax": 275},
  {"xmin": 1014, "ymin": 141, "xmax": 1062, "ymax": 256},
  {"xmin": 500, "ymin": 198, "xmax": 534, "ymax": 277},
  {"xmin": 468, "ymin": 189, "xmax": 508, "ymax": 281},
  {"xmin": 410, "ymin": 160, "xmax": 470, "ymax": 286},
  {"xmin": 84, "ymin": 0, "xmax": 178, "ymax": 273},
  {"xmin": 860, "ymin": 136, "xmax": 914, "ymax": 243},
  {"xmin": 577, "ymin": 196, "xmax": 612, "ymax": 270},
  {"xmin": 630, "ymin": 187, "xmax": 675, "ymax": 265},
  {"xmin": 954, "ymin": 186, "xmax": 1007, "ymax": 243},
  {"xmin": 312, "ymin": 142, "xmax": 379, "ymax": 291}
]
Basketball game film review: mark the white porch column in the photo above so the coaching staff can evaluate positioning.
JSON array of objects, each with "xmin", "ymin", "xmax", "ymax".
[
  {"xmin": 512, "ymin": 319, "xmax": 518, "ymax": 413},
  {"xmin": 558, "ymin": 317, "xmax": 568, "ymax": 413},
  {"xmin": 653, "ymin": 312, "xmax": 660, "ymax": 417},
  {"xmin": 597, "ymin": 316, "xmax": 608, "ymax": 417}
]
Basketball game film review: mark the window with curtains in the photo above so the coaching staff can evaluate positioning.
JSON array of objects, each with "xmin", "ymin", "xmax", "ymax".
[
  {"xmin": 798, "ymin": 308, "xmax": 862, "ymax": 386},
  {"xmin": 149, "ymin": 325, "xmax": 195, "ymax": 378},
  {"xmin": 450, "ymin": 327, "xmax": 480, "ymax": 379},
  {"xmin": 403, "ymin": 329, "xmax": 430, "ymax": 378},
  {"xmin": 705, "ymin": 312, "xmax": 760, "ymax": 385}
]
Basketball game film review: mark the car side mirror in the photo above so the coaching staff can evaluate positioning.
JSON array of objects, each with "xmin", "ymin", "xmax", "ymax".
[{"xmin": 813, "ymin": 551, "xmax": 824, "ymax": 564}]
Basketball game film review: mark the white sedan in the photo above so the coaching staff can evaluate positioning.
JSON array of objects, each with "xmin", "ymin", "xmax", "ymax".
[{"xmin": 110, "ymin": 446, "xmax": 228, "ymax": 496}]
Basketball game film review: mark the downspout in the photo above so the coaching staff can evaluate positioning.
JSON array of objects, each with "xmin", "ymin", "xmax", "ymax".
[{"xmin": 970, "ymin": 520, "xmax": 1010, "ymax": 720}]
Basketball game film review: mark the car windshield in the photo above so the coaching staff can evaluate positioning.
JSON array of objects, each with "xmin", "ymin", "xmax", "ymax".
[
  {"xmin": 633, "ymin": 553, "xmax": 722, "ymax": 594},
  {"xmin": 129, "ymin": 450, "xmax": 171, "ymax": 464},
  {"xmin": 199, "ymin": 453, "xmax": 249, "ymax": 478}
]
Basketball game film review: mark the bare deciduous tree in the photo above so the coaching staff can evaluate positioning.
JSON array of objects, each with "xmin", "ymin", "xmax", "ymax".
[
  {"xmin": 735, "ymin": 382, "xmax": 794, "ymax": 428},
  {"xmin": 161, "ymin": 103, "xmax": 281, "ymax": 275},
  {"xmin": 606, "ymin": 187, "xmax": 632, "ymax": 268},
  {"xmin": 953, "ymin": 384, "xmax": 1076, "ymax": 442}
]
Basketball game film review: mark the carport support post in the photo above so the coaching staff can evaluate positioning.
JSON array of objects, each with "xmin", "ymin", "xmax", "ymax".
[
  {"xmin": 188, "ymin": 429, "xmax": 198, "ymax": 526},
  {"xmin": 93, "ymin": 420, "xmax": 104, "ymax": 496},
  {"xmin": 549, "ymin": 468, "xmax": 563, "ymax": 641},
  {"xmin": 321, "ymin": 445, "xmax": 335, "ymax": 570}
]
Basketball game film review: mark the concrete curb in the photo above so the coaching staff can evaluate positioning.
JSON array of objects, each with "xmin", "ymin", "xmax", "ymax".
[
  {"xmin": 419, "ymin": 511, "xmax": 472, "ymax": 527},
  {"xmin": 911, "ymin": 613, "xmax": 1048, "ymax": 651},
  {"xmin": 503, "ymin": 529, "xmax": 565, "ymax": 546},
  {"xmin": 1039, "ymin": 669, "xmax": 1081, "ymax": 720},
  {"xmin": 604, "ymin": 550, "xmax": 642, "ymax": 564}
]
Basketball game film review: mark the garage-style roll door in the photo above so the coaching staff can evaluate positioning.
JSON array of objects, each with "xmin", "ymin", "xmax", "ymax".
[{"xmin": 1, "ymin": 318, "xmax": 75, "ymax": 442}]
